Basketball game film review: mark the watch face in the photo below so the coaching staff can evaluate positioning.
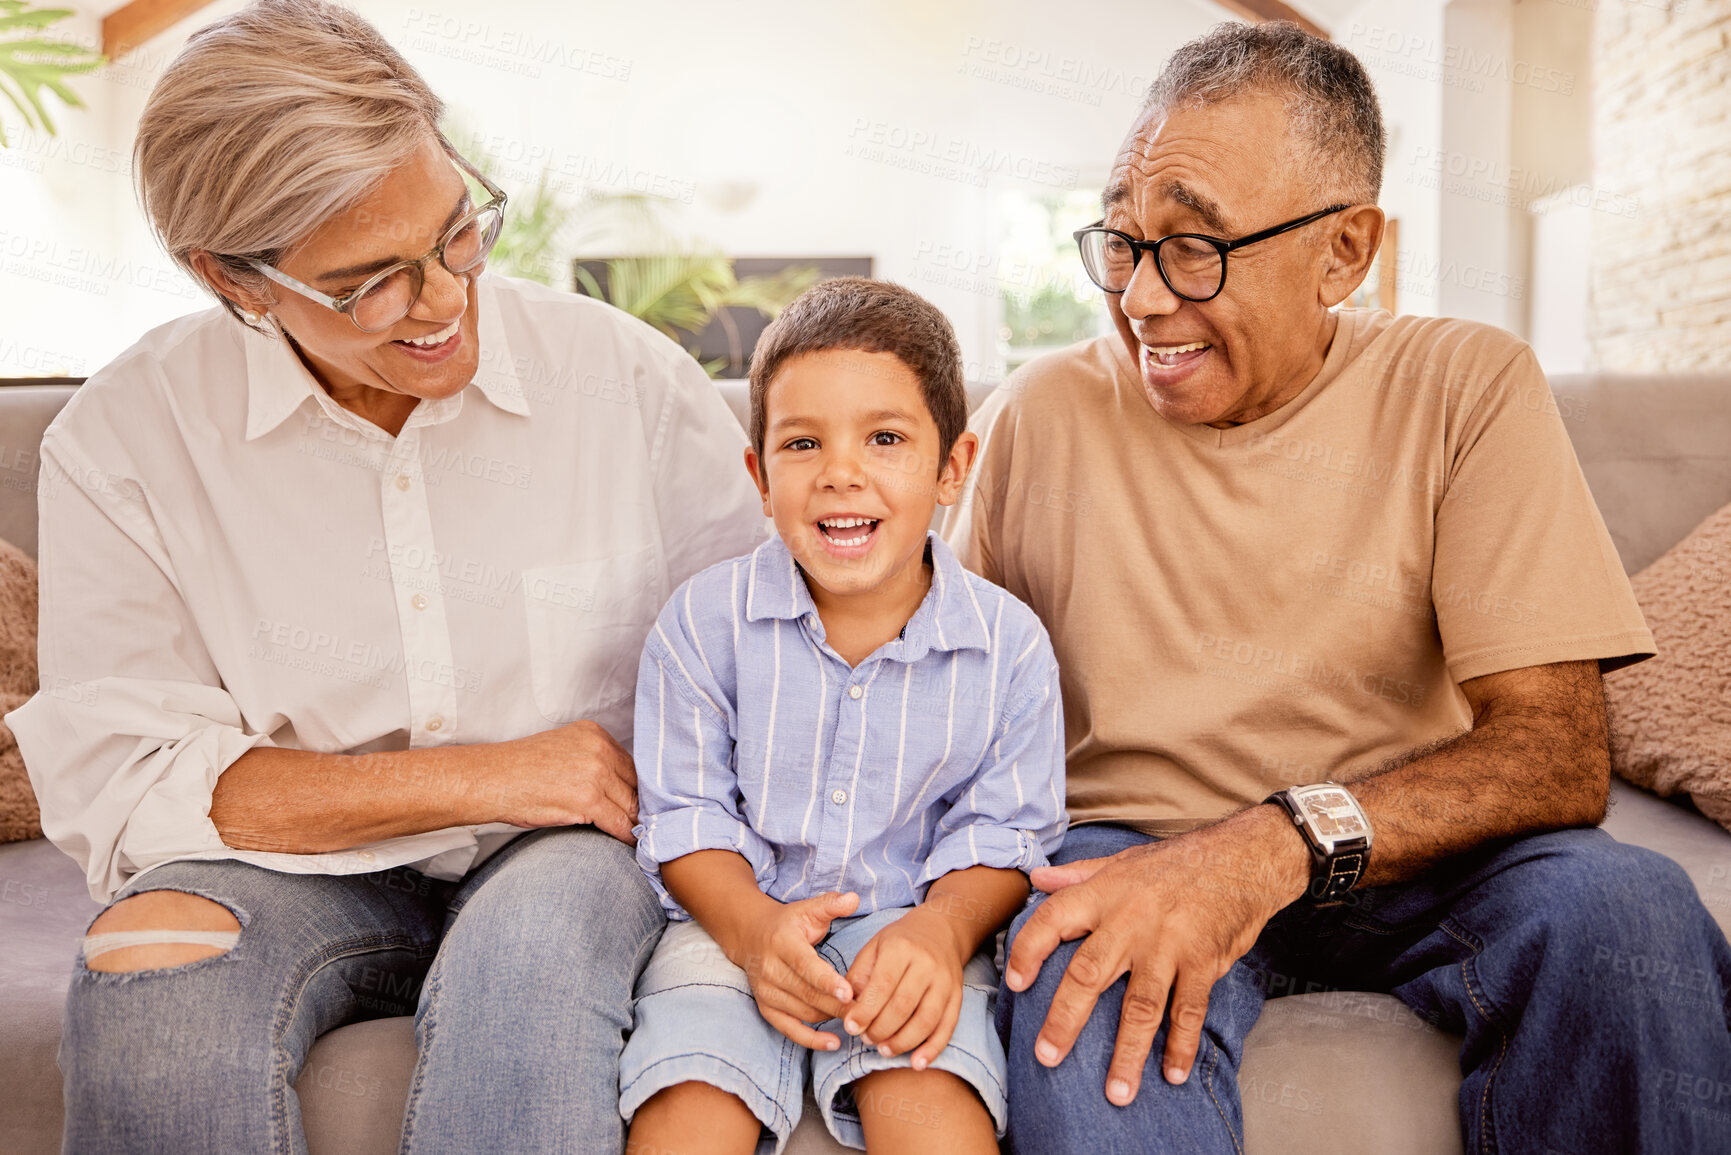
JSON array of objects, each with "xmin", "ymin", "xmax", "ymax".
[{"xmin": 1299, "ymin": 788, "xmax": 1366, "ymax": 839}]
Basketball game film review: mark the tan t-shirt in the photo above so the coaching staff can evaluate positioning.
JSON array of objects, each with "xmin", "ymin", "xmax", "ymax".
[{"xmin": 945, "ymin": 309, "xmax": 1654, "ymax": 836}]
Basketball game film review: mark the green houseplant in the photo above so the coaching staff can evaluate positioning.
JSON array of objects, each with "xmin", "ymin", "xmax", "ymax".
[
  {"xmin": 460, "ymin": 132, "xmax": 817, "ymax": 376},
  {"xmin": 0, "ymin": 1, "xmax": 102, "ymax": 148},
  {"xmin": 573, "ymin": 245, "xmax": 819, "ymax": 377}
]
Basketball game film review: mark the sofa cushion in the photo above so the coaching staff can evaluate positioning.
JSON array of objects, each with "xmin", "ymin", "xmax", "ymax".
[
  {"xmin": 0, "ymin": 836, "xmax": 103, "ymax": 1154},
  {"xmin": 1603, "ymin": 779, "xmax": 1731, "ymax": 939},
  {"xmin": 0, "ymin": 533, "xmax": 40, "ymax": 842},
  {"xmin": 1604, "ymin": 500, "xmax": 1731, "ymax": 830},
  {"xmin": 292, "ymin": 993, "xmax": 1463, "ymax": 1155},
  {"xmin": 296, "ymin": 1018, "xmax": 418, "ymax": 1155},
  {"xmin": 0, "ymin": 385, "xmax": 78, "ymax": 562},
  {"xmin": 1546, "ymin": 374, "xmax": 1731, "ymax": 574}
]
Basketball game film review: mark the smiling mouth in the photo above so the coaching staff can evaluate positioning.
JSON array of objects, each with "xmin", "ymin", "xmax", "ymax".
[
  {"xmin": 1142, "ymin": 340, "xmax": 1213, "ymax": 367},
  {"xmin": 392, "ymin": 318, "xmax": 460, "ymax": 351},
  {"xmin": 817, "ymin": 516, "xmax": 881, "ymax": 547}
]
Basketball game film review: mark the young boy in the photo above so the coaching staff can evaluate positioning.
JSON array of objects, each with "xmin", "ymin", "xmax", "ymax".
[{"xmin": 619, "ymin": 278, "xmax": 1066, "ymax": 1154}]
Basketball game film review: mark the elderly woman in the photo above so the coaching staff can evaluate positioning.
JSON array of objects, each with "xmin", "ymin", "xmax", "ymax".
[{"xmin": 6, "ymin": 1, "xmax": 765, "ymax": 1149}]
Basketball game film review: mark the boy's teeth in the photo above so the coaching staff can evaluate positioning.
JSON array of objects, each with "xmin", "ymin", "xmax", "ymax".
[{"xmin": 818, "ymin": 516, "xmax": 878, "ymax": 544}]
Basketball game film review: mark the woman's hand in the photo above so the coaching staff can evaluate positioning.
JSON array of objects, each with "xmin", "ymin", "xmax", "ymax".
[
  {"xmin": 841, "ymin": 907, "xmax": 970, "ymax": 1069},
  {"xmin": 215, "ymin": 722, "xmax": 639, "ymax": 854},
  {"xmin": 476, "ymin": 719, "xmax": 641, "ymax": 843}
]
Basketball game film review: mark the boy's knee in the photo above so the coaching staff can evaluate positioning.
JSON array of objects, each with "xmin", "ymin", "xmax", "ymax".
[{"xmin": 83, "ymin": 890, "xmax": 241, "ymax": 973}]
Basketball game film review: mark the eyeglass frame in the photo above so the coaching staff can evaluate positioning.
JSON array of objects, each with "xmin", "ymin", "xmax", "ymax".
[
  {"xmin": 1072, "ymin": 203, "xmax": 1351, "ymax": 302},
  {"xmin": 245, "ymin": 143, "xmax": 510, "ymax": 333}
]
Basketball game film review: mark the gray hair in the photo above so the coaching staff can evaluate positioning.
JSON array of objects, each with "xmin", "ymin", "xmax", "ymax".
[
  {"xmin": 133, "ymin": 0, "xmax": 444, "ymax": 327},
  {"xmin": 1144, "ymin": 21, "xmax": 1386, "ymax": 204}
]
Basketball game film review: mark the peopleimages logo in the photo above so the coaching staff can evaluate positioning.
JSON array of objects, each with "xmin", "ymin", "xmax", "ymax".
[
  {"xmin": 1346, "ymin": 23, "xmax": 1576, "ymax": 95},
  {"xmin": 0, "ymin": 129, "xmax": 131, "ymax": 175},
  {"xmin": 1407, "ymin": 146, "xmax": 1640, "ymax": 219},
  {"xmin": 451, "ymin": 131, "xmax": 697, "ymax": 204},
  {"xmin": 845, "ymin": 119, "xmax": 1078, "ymax": 190},
  {"xmin": 0, "ymin": 232, "xmax": 202, "ymax": 302},
  {"xmin": 401, "ymin": 9, "xmax": 633, "ymax": 81},
  {"xmin": 248, "ymin": 616, "xmax": 485, "ymax": 693},
  {"xmin": 957, "ymin": 36, "xmax": 1150, "ymax": 107}
]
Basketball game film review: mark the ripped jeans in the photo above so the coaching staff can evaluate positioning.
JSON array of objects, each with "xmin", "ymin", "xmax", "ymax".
[{"xmin": 59, "ymin": 826, "xmax": 665, "ymax": 1155}]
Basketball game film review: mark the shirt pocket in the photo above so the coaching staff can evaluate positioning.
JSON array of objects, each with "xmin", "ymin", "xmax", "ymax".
[{"xmin": 521, "ymin": 545, "xmax": 662, "ymax": 728}]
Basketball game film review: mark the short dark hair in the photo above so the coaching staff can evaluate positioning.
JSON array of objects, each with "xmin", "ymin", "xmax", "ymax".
[
  {"xmin": 748, "ymin": 277, "xmax": 967, "ymax": 473},
  {"xmin": 1145, "ymin": 21, "xmax": 1386, "ymax": 203}
]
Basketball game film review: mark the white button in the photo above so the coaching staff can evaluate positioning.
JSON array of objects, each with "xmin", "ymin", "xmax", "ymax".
[
  {"xmin": 831, "ymin": 789, "xmax": 848, "ymax": 805},
  {"xmin": 395, "ymin": 474, "xmax": 411, "ymax": 491},
  {"xmin": 411, "ymin": 593, "xmax": 428, "ymax": 611},
  {"xmin": 848, "ymin": 684, "xmax": 862, "ymax": 700},
  {"xmin": 425, "ymin": 716, "xmax": 443, "ymax": 732}
]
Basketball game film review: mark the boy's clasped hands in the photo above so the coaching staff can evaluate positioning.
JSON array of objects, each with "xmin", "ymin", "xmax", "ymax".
[{"xmin": 724, "ymin": 887, "xmax": 976, "ymax": 1070}]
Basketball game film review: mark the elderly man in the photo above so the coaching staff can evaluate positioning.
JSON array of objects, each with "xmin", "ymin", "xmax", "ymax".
[{"xmin": 947, "ymin": 21, "xmax": 1731, "ymax": 1155}]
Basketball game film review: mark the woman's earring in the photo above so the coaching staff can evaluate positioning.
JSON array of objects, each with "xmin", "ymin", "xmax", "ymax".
[{"xmin": 243, "ymin": 310, "xmax": 261, "ymax": 326}]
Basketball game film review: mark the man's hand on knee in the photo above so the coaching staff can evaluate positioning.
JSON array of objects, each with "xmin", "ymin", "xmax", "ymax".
[
  {"xmin": 1004, "ymin": 812, "xmax": 1308, "ymax": 1106},
  {"xmin": 82, "ymin": 890, "xmax": 241, "ymax": 973}
]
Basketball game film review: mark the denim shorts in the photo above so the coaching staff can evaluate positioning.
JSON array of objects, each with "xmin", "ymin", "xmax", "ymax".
[{"xmin": 618, "ymin": 906, "xmax": 1008, "ymax": 1153}]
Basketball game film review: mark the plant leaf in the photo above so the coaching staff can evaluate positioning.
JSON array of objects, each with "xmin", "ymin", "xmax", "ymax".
[
  {"xmin": 0, "ymin": 7, "xmax": 75, "ymax": 35},
  {"xmin": 605, "ymin": 253, "xmax": 737, "ymax": 339},
  {"xmin": 0, "ymin": 3, "xmax": 102, "ymax": 143},
  {"xmin": 0, "ymin": 71, "xmax": 32, "ymax": 134},
  {"xmin": 724, "ymin": 265, "xmax": 822, "ymax": 316},
  {"xmin": 572, "ymin": 264, "xmax": 605, "ymax": 299}
]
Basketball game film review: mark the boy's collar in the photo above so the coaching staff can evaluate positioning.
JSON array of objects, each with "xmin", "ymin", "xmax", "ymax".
[{"xmin": 744, "ymin": 530, "xmax": 993, "ymax": 658}]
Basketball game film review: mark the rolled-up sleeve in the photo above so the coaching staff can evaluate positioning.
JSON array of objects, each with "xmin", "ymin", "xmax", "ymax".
[
  {"xmin": 919, "ymin": 632, "xmax": 1068, "ymax": 886},
  {"xmin": 632, "ymin": 600, "xmax": 775, "ymax": 917},
  {"xmin": 6, "ymin": 436, "xmax": 271, "ymax": 901}
]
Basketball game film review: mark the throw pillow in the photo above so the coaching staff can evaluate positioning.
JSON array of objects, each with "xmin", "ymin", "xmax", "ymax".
[
  {"xmin": 1606, "ymin": 500, "xmax": 1731, "ymax": 829},
  {"xmin": 0, "ymin": 535, "xmax": 38, "ymax": 842}
]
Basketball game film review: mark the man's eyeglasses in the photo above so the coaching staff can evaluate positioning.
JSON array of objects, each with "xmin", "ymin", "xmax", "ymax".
[
  {"xmin": 1073, "ymin": 204, "xmax": 1349, "ymax": 302},
  {"xmin": 248, "ymin": 145, "xmax": 509, "ymax": 334}
]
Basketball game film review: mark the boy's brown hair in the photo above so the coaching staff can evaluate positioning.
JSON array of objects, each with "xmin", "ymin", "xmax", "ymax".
[{"xmin": 748, "ymin": 277, "xmax": 967, "ymax": 473}]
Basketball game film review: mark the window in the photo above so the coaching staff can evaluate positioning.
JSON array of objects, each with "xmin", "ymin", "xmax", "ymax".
[{"xmin": 996, "ymin": 188, "xmax": 1111, "ymax": 374}]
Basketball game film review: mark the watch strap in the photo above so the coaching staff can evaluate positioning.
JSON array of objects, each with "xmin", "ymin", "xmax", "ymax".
[
  {"xmin": 1266, "ymin": 786, "xmax": 1371, "ymax": 905},
  {"xmin": 1265, "ymin": 789, "xmax": 1324, "ymax": 866},
  {"xmin": 1311, "ymin": 845, "xmax": 1368, "ymax": 903}
]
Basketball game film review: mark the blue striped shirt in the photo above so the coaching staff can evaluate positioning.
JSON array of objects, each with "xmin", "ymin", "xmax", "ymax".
[{"xmin": 633, "ymin": 531, "xmax": 1067, "ymax": 919}]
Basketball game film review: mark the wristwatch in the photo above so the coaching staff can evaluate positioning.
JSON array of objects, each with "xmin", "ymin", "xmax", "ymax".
[{"xmin": 1265, "ymin": 783, "xmax": 1373, "ymax": 905}]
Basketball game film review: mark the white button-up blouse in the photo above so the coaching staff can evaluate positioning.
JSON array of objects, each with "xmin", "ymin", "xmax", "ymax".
[{"xmin": 7, "ymin": 274, "xmax": 769, "ymax": 901}]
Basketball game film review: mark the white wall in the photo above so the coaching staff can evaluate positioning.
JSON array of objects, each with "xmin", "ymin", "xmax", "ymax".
[
  {"xmin": 1, "ymin": 0, "xmax": 1454, "ymax": 380},
  {"xmin": 1335, "ymin": 0, "xmax": 1445, "ymax": 318},
  {"xmin": 0, "ymin": 0, "xmax": 267, "ymax": 378},
  {"xmin": 1529, "ymin": 193, "xmax": 1591, "ymax": 372}
]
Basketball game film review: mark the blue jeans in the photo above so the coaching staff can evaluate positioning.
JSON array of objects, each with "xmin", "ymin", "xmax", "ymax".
[
  {"xmin": 999, "ymin": 824, "xmax": 1731, "ymax": 1154},
  {"xmin": 59, "ymin": 825, "xmax": 665, "ymax": 1154}
]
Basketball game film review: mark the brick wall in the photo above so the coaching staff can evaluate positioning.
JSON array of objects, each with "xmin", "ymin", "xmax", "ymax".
[{"xmin": 1591, "ymin": 0, "xmax": 1731, "ymax": 370}]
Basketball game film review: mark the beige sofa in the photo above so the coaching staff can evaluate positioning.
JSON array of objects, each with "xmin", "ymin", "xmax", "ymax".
[{"xmin": 1, "ymin": 372, "xmax": 1728, "ymax": 1155}]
